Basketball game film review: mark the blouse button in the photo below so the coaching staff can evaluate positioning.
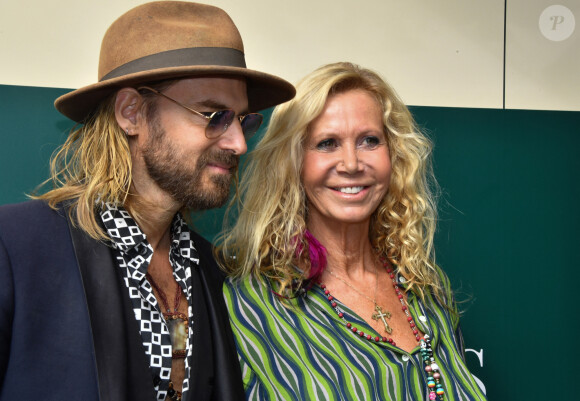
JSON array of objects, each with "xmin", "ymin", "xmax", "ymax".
[{"xmin": 402, "ymin": 355, "xmax": 410, "ymax": 362}]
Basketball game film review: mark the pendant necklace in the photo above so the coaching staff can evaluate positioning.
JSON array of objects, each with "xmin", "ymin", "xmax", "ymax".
[
  {"xmin": 146, "ymin": 273, "xmax": 188, "ymax": 359},
  {"xmin": 320, "ymin": 258, "xmax": 445, "ymax": 400},
  {"xmin": 326, "ymin": 265, "xmax": 394, "ymax": 334}
]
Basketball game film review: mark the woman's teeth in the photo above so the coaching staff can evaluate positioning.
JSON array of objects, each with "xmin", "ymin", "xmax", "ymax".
[{"xmin": 337, "ymin": 186, "xmax": 364, "ymax": 194}]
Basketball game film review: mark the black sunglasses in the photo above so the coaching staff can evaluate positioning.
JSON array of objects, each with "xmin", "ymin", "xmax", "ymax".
[{"xmin": 138, "ymin": 86, "xmax": 263, "ymax": 139}]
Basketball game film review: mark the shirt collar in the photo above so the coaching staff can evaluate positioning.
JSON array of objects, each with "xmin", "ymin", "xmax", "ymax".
[
  {"xmin": 100, "ymin": 202, "xmax": 147, "ymax": 253},
  {"xmin": 169, "ymin": 212, "xmax": 200, "ymax": 265},
  {"xmin": 99, "ymin": 203, "xmax": 198, "ymax": 264}
]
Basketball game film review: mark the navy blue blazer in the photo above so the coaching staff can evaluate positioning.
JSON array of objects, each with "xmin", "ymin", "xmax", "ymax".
[{"xmin": 0, "ymin": 200, "xmax": 244, "ymax": 401}]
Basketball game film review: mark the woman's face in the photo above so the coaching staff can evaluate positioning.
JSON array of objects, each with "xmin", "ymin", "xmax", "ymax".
[{"xmin": 302, "ymin": 89, "xmax": 391, "ymax": 227}]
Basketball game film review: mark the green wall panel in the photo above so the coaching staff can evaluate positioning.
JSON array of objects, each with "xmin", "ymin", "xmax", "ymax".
[
  {"xmin": 1, "ymin": 84, "xmax": 579, "ymax": 399},
  {"xmin": 0, "ymin": 85, "xmax": 74, "ymax": 203},
  {"xmin": 409, "ymin": 106, "xmax": 580, "ymax": 399}
]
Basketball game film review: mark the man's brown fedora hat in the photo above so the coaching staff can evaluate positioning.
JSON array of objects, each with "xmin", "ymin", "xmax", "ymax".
[{"xmin": 55, "ymin": 1, "xmax": 295, "ymax": 123}]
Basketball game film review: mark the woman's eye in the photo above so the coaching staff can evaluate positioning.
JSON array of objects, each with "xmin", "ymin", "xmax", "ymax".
[
  {"xmin": 360, "ymin": 136, "xmax": 381, "ymax": 149},
  {"xmin": 315, "ymin": 138, "xmax": 337, "ymax": 150}
]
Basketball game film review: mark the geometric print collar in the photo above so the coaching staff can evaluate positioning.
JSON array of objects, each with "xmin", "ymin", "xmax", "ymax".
[
  {"xmin": 99, "ymin": 202, "xmax": 199, "ymax": 400},
  {"xmin": 101, "ymin": 204, "xmax": 147, "ymax": 252},
  {"xmin": 100, "ymin": 202, "xmax": 200, "ymax": 270}
]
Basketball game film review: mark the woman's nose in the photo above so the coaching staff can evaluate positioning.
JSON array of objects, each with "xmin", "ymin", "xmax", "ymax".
[{"xmin": 337, "ymin": 146, "xmax": 361, "ymax": 174}]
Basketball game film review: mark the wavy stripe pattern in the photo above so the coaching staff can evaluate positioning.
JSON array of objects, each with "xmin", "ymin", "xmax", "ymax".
[{"xmin": 224, "ymin": 274, "xmax": 487, "ymax": 401}]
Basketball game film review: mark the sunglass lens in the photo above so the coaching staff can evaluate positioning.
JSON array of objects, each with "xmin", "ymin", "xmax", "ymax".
[
  {"xmin": 241, "ymin": 114, "xmax": 264, "ymax": 138},
  {"xmin": 206, "ymin": 110, "xmax": 236, "ymax": 138}
]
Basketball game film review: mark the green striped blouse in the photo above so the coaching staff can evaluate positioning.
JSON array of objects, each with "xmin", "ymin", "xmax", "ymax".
[{"xmin": 224, "ymin": 270, "xmax": 487, "ymax": 401}]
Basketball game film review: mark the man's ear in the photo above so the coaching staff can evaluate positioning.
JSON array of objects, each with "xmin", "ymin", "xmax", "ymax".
[{"xmin": 114, "ymin": 88, "xmax": 144, "ymax": 135}]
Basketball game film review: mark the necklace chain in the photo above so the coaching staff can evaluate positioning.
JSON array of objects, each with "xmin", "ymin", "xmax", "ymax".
[
  {"xmin": 326, "ymin": 264, "xmax": 393, "ymax": 334},
  {"xmin": 146, "ymin": 273, "xmax": 181, "ymax": 313},
  {"xmin": 146, "ymin": 273, "xmax": 189, "ymax": 360},
  {"xmin": 319, "ymin": 258, "xmax": 445, "ymax": 400},
  {"xmin": 326, "ymin": 266, "xmax": 378, "ymax": 304}
]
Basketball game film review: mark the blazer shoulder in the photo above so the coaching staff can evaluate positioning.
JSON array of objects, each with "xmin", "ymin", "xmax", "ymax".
[
  {"xmin": 0, "ymin": 199, "xmax": 64, "ymax": 223},
  {"xmin": 189, "ymin": 230, "xmax": 227, "ymax": 284},
  {"xmin": 0, "ymin": 200, "xmax": 69, "ymax": 243}
]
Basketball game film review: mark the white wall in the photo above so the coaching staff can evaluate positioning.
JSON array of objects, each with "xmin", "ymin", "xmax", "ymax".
[{"xmin": 0, "ymin": 0, "xmax": 577, "ymax": 110}]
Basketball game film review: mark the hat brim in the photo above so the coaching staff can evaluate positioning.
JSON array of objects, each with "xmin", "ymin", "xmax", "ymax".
[{"xmin": 55, "ymin": 65, "xmax": 295, "ymax": 123}]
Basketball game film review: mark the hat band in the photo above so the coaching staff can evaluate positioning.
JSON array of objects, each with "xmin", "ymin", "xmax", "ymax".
[{"xmin": 100, "ymin": 47, "xmax": 247, "ymax": 81}]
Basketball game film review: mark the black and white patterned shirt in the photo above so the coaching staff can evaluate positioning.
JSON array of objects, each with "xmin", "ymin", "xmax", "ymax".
[{"xmin": 100, "ymin": 203, "xmax": 198, "ymax": 400}]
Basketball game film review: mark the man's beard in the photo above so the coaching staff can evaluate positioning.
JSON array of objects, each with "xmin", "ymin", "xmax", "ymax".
[{"xmin": 142, "ymin": 116, "xmax": 239, "ymax": 210}]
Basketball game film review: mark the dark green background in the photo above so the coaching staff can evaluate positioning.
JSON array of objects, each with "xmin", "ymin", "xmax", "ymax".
[{"xmin": 2, "ymin": 83, "xmax": 579, "ymax": 399}]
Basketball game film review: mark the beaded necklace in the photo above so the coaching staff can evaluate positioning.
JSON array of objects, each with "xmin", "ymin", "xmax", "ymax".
[
  {"xmin": 146, "ymin": 273, "xmax": 188, "ymax": 359},
  {"xmin": 146, "ymin": 273, "xmax": 186, "ymax": 401},
  {"xmin": 319, "ymin": 259, "xmax": 445, "ymax": 400}
]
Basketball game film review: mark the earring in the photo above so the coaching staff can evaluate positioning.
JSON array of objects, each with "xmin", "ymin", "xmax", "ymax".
[{"xmin": 125, "ymin": 129, "xmax": 129, "ymax": 136}]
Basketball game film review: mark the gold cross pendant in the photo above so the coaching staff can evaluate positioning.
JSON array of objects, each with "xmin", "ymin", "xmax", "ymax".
[{"xmin": 372, "ymin": 305, "xmax": 393, "ymax": 334}]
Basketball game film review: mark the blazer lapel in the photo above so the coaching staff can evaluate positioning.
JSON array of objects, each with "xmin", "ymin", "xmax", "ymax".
[
  {"xmin": 67, "ymin": 214, "xmax": 156, "ymax": 401},
  {"xmin": 190, "ymin": 251, "xmax": 245, "ymax": 401}
]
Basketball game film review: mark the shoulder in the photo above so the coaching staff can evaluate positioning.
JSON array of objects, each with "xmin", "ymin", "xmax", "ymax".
[
  {"xmin": 223, "ymin": 275, "xmax": 272, "ymax": 308},
  {"xmin": 0, "ymin": 199, "xmax": 82, "ymax": 292},
  {"xmin": 224, "ymin": 274, "xmax": 269, "ymax": 292},
  {"xmin": 433, "ymin": 264, "xmax": 453, "ymax": 296},
  {"xmin": 428, "ymin": 264, "xmax": 460, "ymax": 326},
  {"xmin": 187, "ymin": 229, "xmax": 228, "ymax": 286},
  {"xmin": 223, "ymin": 275, "xmax": 288, "ymax": 344},
  {"xmin": 0, "ymin": 199, "xmax": 62, "ymax": 222},
  {"xmin": 189, "ymin": 229, "xmax": 213, "ymax": 256},
  {"xmin": 0, "ymin": 200, "xmax": 69, "ymax": 243}
]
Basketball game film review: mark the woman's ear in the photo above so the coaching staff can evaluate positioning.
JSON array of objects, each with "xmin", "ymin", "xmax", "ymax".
[{"xmin": 114, "ymin": 88, "xmax": 143, "ymax": 135}]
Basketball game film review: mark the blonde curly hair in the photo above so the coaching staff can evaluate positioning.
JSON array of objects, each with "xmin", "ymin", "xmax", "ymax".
[{"xmin": 218, "ymin": 62, "xmax": 441, "ymax": 301}]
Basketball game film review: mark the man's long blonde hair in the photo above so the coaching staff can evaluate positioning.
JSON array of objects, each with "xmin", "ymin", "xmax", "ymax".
[
  {"xmin": 35, "ymin": 95, "xmax": 133, "ymax": 239},
  {"xmin": 219, "ymin": 62, "xmax": 441, "ymax": 300},
  {"xmin": 35, "ymin": 81, "xmax": 173, "ymax": 240}
]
